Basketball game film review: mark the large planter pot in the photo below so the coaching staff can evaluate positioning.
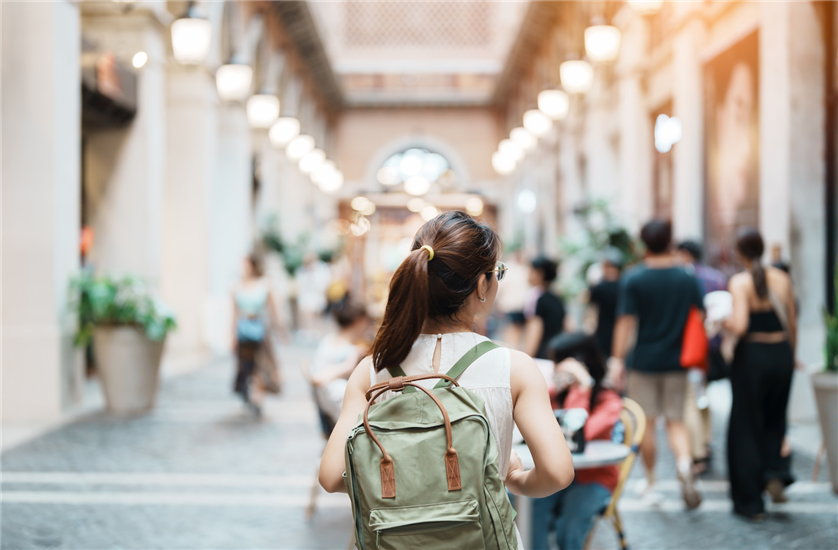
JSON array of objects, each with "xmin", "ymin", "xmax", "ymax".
[
  {"xmin": 93, "ymin": 326, "xmax": 165, "ymax": 414},
  {"xmin": 812, "ymin": 371, "xmax": 838, "ymax": 494}
]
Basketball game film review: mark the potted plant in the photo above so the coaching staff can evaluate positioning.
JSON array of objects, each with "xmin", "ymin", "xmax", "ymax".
[
  {"xmin": 812, "ymin": 269, "xmax": 838, "ymax": 494},
  {"xmin": 71, "ymin": 273, "xmax": 176, "ymax": 414}
]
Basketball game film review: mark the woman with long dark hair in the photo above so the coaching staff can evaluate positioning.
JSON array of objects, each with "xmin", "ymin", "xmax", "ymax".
[
  {"xmin": 724, "ymin": 228, "xmax": 797, "ymax": 520},
  {"xmin": 318, "ymin": 211, "xmax": 574, "ymax": 546}
]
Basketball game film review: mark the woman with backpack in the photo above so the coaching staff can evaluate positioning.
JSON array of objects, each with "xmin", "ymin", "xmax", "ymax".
[
  {"xmin": 532, "ymin": 333, "xmax": 623, "ymax": 550},
  {"xmin": 319, "ymin": 211, "xmax": 574, "ymax": 548}
]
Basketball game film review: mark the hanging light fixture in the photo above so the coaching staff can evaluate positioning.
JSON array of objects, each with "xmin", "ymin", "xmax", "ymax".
[
  {"xmin": 216, "ymin": 62, "xmax": 253, "ymax": 102},
  {"xmin": 510, "ymin": 127, "xmax": 537, "ymax": 151},
  {"xmin": 538, "ymin": 89, "xmax": 570, "ymax": 120},
  {"xmin": 492, "ymin": 152, "xmax": 515, "ymax": 175},
  {"xmin": 560, "ymin": 60, "xmax": 594, "ymax": 94},
  {"xmin": 286, "ymin": 134, "xmax": 315, "ymax": 161},
  {"xmin": 498, "ymin": 139, "xmax": 524, "ymax": 162},
  {"xmin": 299, "ymin": 149, "xmax": 326, "ymax": 174},
  {"xmin": 523, "ymin": 109, "xmax": 552, "ymax": 137},
  {"xmin": 312, "ymin": 160, "xmax": 336, "ymax": 186},
  {"xmin": 318, "ymin": 169, "xmax": 344, "ymax": 193},
  {"xmin": 269, "ymin": 117, "xmax": 301, "ymax": 148},
  {"xmin": 585, "ymin": 24, "xmax": 621, "ymax": 63},
  {"xmin": 246, "ymin": 94, "xmax": 280, "ymax": 128},
  {"xmin": 171, "ymin": 2, "xmax": 213, "ymax": 65},
  {"xmin": 628, "ymin": 0, "xmax": 664, "ymax": 16}
]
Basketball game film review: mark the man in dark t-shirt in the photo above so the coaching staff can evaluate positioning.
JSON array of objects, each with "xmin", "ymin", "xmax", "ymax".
[
  {"xmin": 588, "ymin": 250, "xmax": 623, "ymax": 358},
  {"xmin": 524, "ymin": 256, "xmax": 566, "ymax": 359},
  {"xmin": 611, "ymin": 219, "xmax": 704, "ymax": 510}
]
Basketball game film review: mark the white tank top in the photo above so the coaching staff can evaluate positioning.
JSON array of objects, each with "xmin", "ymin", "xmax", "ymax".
[{"xmin": 370, "ymin": 332, "xmax": 515, "ymax": 480}]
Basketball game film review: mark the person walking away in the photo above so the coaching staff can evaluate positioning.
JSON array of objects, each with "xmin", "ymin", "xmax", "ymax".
[
  {"xmin": 309, "ymin": 302, "xmax": 371, "ymax": 427},
  {"xmin": 496, "ymin": 250, "xmax": 530, "ymax": 348},
  {"xmin": 677, "ymin": 240, "xmax": 728, "ymax": 474},
  {"xmin": 610, "ymin": 219, "xmax": 704, "ymax": 509},
  {"xmin": 724, "ymin": 228, "xmax": 796, "ymax": 520},
  {"xmin": 586, "ymin": 249, "xmax": 623, "ymax": 358},
  {"xmin": 524, "ymin": 256, "xmax": 568, "ymax": 360},
  {"xmin": 232, "ymin": 254, "xmax": 283, "ymax": 416},
  {"xmin": 319, "ymin": 211, "xmax": 575, "ymax": 548},
  {"xmin": 297, "ymin": 252, "xmax": 331, "ymax": 338},
  {"xmin": 532, "ymin": 333, "xmax": 622, "ymax": 550}
]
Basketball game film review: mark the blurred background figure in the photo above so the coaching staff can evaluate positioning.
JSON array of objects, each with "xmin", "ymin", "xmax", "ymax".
[
  {"xmin": 524, "ymin": 256, "xmax": 568, "ymax": 360},
  {"xmin": 586, "ymin": 248, "xmax": 624, "ymax": 359},
  {"xmin": 532, "ymin": 332, "xmax": 622, "ymax": 550},
  {"xmin": 232, "ymin": 254, "xmax": 284, "ymax": 416},
  {"xmin": 296, "ymin": 252, "xmax": 332, "ymax": 339},
  {"xmin": 309, "ymin": 301, "xmax": 371, "ymax": 428},
  {"xmin": 496, "ymin": 249, "xmax": 530, "ymax": 348},
  {"xmin": 677, "ymin": 239, "xmax": 728, "ymax": 474},
  {"xmin": 611, "ymin": 219, "xmax": 704, "ymax": 510},
  {"xmin": 724, "ymin": 228, "xmax": 797, "ymax": 520}
]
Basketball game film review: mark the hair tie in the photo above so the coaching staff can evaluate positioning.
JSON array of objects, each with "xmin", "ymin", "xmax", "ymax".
[{"xmin": 419, "ymin": 245, "xmax": 434, "ymax": 261}]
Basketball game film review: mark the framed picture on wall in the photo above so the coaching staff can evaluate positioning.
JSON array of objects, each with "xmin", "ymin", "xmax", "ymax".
[{"xmin": 703, "ymin": 30, "xmax": 760, "ymax": 274}]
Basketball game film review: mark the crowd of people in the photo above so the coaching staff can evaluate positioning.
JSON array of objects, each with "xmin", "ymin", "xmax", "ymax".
[{"xmin": 227, "ymin": 211, "xmax": 800, "ymax": 549}]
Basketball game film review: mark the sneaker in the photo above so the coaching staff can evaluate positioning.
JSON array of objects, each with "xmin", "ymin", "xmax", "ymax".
[
  {"xmin": 766, "ymin": 478, "xmax": 788, "ymax": 503},
  {"xmin": 678, "ymin": 464, "xmax": 703, "ymax": 510}
]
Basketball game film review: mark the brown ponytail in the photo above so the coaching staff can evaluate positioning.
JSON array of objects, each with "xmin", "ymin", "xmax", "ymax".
[
  {"xmin": 370, "ymin": 211, "xmax": 500, "ymax": 372},
  {"xmin": 736, "ymin": 227, "xmax": 768, "ymax": 299}
]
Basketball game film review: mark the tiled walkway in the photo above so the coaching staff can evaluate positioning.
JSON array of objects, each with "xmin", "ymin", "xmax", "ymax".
[{"xmin": 1, "ymin": 345, "xmax": 836, "ymax": 549}]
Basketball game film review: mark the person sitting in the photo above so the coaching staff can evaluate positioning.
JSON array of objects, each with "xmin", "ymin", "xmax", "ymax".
[
  {"xmin": 309, "ymin": 302, "xmax": 371, "ymax": 430},
  {"xmin": 532, "ymin": 333, "xmax": 623, "ymax": 550}
]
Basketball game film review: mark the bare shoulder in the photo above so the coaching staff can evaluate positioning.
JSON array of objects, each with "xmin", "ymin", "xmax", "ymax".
[
  {"xmin": 508, "ymin": 349, "xmax": 547, "ymax": 392},
  {"xmin": 765, "ymin": 266, "xmax": 792, "ymax": 286},
  {"xmin": 348, "ymin": 355, "xmax": 373, "ymax": 390},
  {"xmin": 508, "ymin": 349, "xmax": 539, "ymax": 372},
  {"xmin": 728, "ymin": 271, "xmax": 751, "ymax": 290}
]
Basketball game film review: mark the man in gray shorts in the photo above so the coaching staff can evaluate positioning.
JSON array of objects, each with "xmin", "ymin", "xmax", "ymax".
[{"xmin": 609, "ymin": 219, "xmax": 704, "ymax": 510}]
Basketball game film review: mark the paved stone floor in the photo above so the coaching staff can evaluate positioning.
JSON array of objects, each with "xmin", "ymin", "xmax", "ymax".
[{"xmin": 1, "ymin": 344, "xmax": 836, "ymax": 549}]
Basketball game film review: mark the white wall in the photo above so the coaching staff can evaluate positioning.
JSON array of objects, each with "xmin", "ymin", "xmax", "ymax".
[
  {"xmin": 1, "ymin": 1, "xmax": 83, "ymax": 422},
  {"xmin": 82, "ymin": 12, "xmax": 167, "ymax": 285}
]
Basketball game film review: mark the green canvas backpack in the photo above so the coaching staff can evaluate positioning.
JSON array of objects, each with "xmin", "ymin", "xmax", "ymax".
[{"xmin": 344, "ymin": 341, "xmax": 519, "ymax": 549}]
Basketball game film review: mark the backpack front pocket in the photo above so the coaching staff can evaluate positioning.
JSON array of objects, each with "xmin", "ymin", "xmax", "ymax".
[{"xmin": 368, "ymin": 499, "xmax": 484, "ymax": 550}]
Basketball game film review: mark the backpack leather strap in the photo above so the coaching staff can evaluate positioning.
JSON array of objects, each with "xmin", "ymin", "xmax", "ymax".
[
  {"xmin": 363, "ymin": 378, "xmax": 463, "ymax": 499},
  {"xmin": 433, "ymin": 341, "xmax": 501, "ymax": 388},
  {"xmin": 386, "ymin": 365, "xmax": 417, "ymax": 394}
]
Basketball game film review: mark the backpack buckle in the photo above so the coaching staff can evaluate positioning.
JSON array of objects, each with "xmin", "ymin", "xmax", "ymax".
[{"xmin": 388, "ymin": 376, "xmax": 406, "ymax": 392}]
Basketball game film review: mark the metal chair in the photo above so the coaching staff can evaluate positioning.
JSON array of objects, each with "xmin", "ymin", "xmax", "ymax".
[{"xmin": 583, "ymin": 397, "xmax": 646, "ymax": 550}]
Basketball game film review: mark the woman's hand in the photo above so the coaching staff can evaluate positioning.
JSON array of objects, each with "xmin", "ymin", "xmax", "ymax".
[{"xmin": 556, "ymin": 358, "xmax": 593, "ymax": 387}]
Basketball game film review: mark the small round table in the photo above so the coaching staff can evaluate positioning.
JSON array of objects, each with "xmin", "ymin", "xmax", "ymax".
[
  {"xmin": 512, "ymin": 441, "xmax": 630, "ymax": 548},
  {"xmin": 513, "ymin": 440, "xmax": 630, "ymax": 470}
]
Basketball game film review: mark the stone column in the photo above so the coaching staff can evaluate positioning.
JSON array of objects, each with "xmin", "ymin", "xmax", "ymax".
[
  {"xmin": 671, "ymin": 16, "xmax": 706, "ymax": 240},
  {"xmin": 617, "ymin": 15, "xmax": 654, "ymax": 232},
  {"xmin": 81, "ymin": 10, "xmax": 167, "ymax": 284},
  {"xmin": 760, "ymin": 1, "xmax": 826, "ymax": 422},
  {"xmin": 161, "ymin": 67, "xmax": 218, "ymax": 354},
  {"xmin": 1, "ymin": 1, "xmax": 82, "ymax": 421},
  {"xmin": 205, "ymin": 102, "xmax": 253, "ymax": 352}
]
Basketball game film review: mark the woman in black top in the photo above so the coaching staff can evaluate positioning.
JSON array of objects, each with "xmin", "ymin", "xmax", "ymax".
[
  {"xmin": 524, "ymin": 256, "xmax": 567, "ymax": 359},
  {"xmin": 724, "ymin": 229, "xmax": 797, "ymax": 520}
]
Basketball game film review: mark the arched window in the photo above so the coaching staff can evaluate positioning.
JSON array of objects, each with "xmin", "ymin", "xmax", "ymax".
[{"xmin": 375, "ymin": 148, "xmax": 456, "ymax": 196}]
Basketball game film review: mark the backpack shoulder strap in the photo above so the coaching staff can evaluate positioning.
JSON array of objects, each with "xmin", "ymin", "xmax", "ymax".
[
  {"xmin": 386, "ymin": 365, "xmax": 417, "ymax": 393},
  {"xmin": 434, "ymin": 341, "xmax": 501, "ymax": 389}
]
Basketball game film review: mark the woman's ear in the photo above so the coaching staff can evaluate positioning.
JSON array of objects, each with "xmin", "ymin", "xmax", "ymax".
[{"xmin": 478, "ymin": 273, "xmax": 490, "ymax": 300}]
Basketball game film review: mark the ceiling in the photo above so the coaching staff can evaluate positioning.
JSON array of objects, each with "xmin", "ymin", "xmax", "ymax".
[{"xmin": 309, "ymin": 0, "xmax": 529, "ymax": 107}]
